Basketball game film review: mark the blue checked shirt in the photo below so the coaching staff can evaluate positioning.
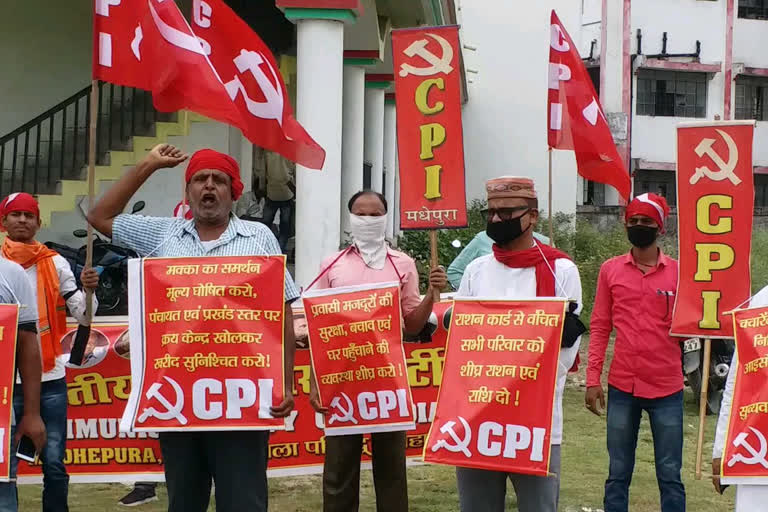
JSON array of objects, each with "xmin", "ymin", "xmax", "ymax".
[{"xmin": 113, "ymin": 214, "xmax": 300, "ymax": 302}]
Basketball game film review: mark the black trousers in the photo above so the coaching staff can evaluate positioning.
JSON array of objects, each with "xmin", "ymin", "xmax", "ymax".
[
  {"xmin": 322, "ymin": 431, "xmax": 408, "ymax": 512},
  {"xmin": 159, "ymin": 430, "xmax": 269, "ymax": 512}
]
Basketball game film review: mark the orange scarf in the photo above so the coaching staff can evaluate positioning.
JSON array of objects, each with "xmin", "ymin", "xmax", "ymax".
[{"xmin": 2, "ymin": 238, "xmax": 66, "ymax": 372}]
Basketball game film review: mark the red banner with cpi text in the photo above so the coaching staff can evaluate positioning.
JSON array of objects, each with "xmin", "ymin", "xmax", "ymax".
[
  {"xmin": 18, "ymin": 301, "xmax": 452, "ymax": 481},
  {"xmin": 0, "ymin": 306, "xmax": 18, "ymax": 481},
  {"xmin": 18, "ymin": 323, "xmax": 163, "ymax": 483},
  {"xmin": 425, "ymin": 299, "xmax": 566, "ymax": 475},
  {"xmin": 302, "ymin": 283, "xmax": 415, "ymax": 436},
  {"xmin": 672, "ymin": 122, "xmax": 754, "ymax": 338},
  {"xmin": 121, "ymin": 256, "xmax": 287, "ymax": 432},
  {"xmin": 722, "ymin": 306, "xmax": 768, "ymax": 483},
  {"xmin": 392, "ymin": 25, "xmax": 467, "ymax": 230}
]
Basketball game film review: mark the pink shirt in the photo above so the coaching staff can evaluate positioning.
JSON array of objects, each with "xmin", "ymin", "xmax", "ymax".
[
  {"xmin": 587, "ymin": 251, "xmax": 683, "ymax": 399},
  {"xmin": 314, "ymin": 247, "xmax": 422, "ymax": 317}
]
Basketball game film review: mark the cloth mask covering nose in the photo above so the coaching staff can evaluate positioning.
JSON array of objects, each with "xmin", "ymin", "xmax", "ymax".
[
  {"xmin": 485, "ymin": 210, "xmax": 531, "ymax": 245},
  {"xmin": 349, "ymin": 214, "xmax": 388, "ymax": 269},
  {"xmin": 627, "ymin": 225, "xmax": 658, "ymax": 248}
]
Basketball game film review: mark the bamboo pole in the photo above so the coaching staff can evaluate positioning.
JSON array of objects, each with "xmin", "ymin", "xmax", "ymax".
[
  {"xmin": 429, "ymin": 230, "xmax": 440, "ymax": 301},
  {"xmin": 695, "ymin": 338, "xmax": 713, "ymax": 480},
  {"xmin": 548, "ymin": 147, "xmax": 554, "ymax": 245}
]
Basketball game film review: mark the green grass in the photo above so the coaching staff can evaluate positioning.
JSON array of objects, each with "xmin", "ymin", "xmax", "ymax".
[{"xmin": 19, "ymin": 342, "xmax": 736, "ymax": 511}]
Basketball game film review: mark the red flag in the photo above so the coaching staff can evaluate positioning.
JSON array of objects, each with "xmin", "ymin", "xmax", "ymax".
[
  {"xmin": 547, "ymin": 11, "xmax": 630, "ymax": 201},
  {"xmin": 92, "ymin": 0, "xmax": 325, "ymax": 170},
  {"xmin": 191, "ymin": 0, "xmax": 326, "ymax": 171}
]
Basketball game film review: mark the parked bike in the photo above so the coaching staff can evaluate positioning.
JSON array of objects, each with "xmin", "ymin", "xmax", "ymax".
[
  {"xmin": 683, "ymin": 337, "xmax": 734, "ymax": 415},
  {"xmin": 45, "ymin": 201, "xmax": 145, "ymax": 316}
]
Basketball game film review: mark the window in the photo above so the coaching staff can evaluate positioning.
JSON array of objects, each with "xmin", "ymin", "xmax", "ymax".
[
  {"xmin": 363, "ymin": 162, "xmax": 372, "ymax": 189},
  {"xmin": 736, "ymin": 78, "xmax": 768, "ymax": 121},
  {"xmin": 636, "ymin": 70, "xmax": 707, "ymax": 118},
  {"xmin": 633, "ymin": 170, "xmax": 677, "ymax": 206},
  {"xmin": 756, "ymin": 175, "xmax": 768, "ymax": 207},
  {"xmin": 739, "ymin": 0, "xmax": 768, "ymax": 20},
  {"xmin": 582, "ymin": 181, "xmax": 605, "ymax": 206}
]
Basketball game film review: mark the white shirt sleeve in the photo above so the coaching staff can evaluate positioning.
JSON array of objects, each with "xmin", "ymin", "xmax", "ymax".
[
  {"xmin": 556, "ymin": 260, "xmax": 583, "ymax": 372},
  {"xmin": 54, "ymin": 255, "xmax": 97, "ymax": 325},
  {"xmin": 457, "ymin": 261, "xmax": 474, "ymax": 297}
]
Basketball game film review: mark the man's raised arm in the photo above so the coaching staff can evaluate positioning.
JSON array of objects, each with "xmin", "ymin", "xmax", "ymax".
[{"xmin": 87, "ymin": 144, "xmax": 188, "ymax": 237}]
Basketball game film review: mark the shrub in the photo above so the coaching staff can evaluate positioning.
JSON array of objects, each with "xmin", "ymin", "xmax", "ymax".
[{"xmin": 398, "ymin": 204, "xmax": 766, "ymax": 328}]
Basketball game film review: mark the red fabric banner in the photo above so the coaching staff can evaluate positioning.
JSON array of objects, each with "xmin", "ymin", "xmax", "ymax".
[
  {"xmin": 547, "ymin": 11, "xmax": 630, "ymax": 201},
  {"xmin": 17, "ymin": 302, "xmax": 452, "ymax": 481},
  {"xmin": 121, "ymin": 256, "xmax": 287, "ymax": 431},
  {"xmin": 190, "ymin": 0, "xmax": 325, "ymax": 170},
  {"xmin": 424, "ymin": 299, "xmax": 566, "ymax": 475},
  {"xmin": 722, "ymin": 306, "xmax": 768, "ymax": 482},
  {"xmin": 392, "ymin": 26, "xmax": 468, "ymax": 230},
  {"xmin": 92, "ymin": 0, "xmax": 325, "ymax": 169},
  {"xmin": 0, "ymin": 306, "xmax": 18, "ymax": 481},
  {"xmin": 671, "ymin": 122, "xmax": 754, "ymax": 338},
  {"xmin": 17, "ymin": 323, "xmax": 163, "ymax": 483},
  {"xmin": 302, "ymin": 283, "xmax": 415, "ymax": 436}
]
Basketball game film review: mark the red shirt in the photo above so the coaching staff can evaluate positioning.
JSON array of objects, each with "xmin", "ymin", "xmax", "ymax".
[{"xmin": 587, "ymin": 251, "xmax": 683, "ymax": 399}]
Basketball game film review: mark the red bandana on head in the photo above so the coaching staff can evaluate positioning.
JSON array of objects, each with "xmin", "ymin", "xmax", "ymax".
[
  {"xmin": 0, "ymin": 192, "xmax": 40, "ymax": 232},
  {"xmin": 625, "ymin": 193, "xmax": 670, "ymax": 232},
  {"xmin": 184, "ymin": 149, "xmax": 244, "ymax": 200}
]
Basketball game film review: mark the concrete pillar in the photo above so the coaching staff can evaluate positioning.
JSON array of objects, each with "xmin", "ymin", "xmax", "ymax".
[
  {"xmin": 364, "ymin": 87, "xmax": 385, "ymax": 193},
  {"xmin": 394, "ymin": 155, "xmax": 401, "ymax": 240},
  {"xmin": 383, "ymin": 101, "xmax": 397, "ymax": 240},
  {"xmin": 293, "ymin": 17, "xmax": 345, "ymax": 287},
  {"xmin": 340, "ymin": 65, "xmax": 366, "ymax": 241},
  {"xmin": 599, "ymin": 0, "xmax": 629, "ymax": 205}
]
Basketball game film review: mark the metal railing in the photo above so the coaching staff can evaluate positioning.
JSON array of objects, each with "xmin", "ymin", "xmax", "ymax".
[{"xmin": 0, "ymin": 82, "xmax": 164, "ymax": 199}]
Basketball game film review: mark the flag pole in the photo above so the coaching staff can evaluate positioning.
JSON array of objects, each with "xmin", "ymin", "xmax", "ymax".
[
  {"xmin": 548, "ymin": 147, "xmax": 554, "ymax": 244},
  {"xmin": 70, "ymin": 79, "xmax": 99, "ymax": 365},
  {"xmin": 695, "ymin": 337, "xmax": 712, "ymax": 480},
  {"xmin": 429, "ymin": 230, "xmax": 440, "ymax": 302}
]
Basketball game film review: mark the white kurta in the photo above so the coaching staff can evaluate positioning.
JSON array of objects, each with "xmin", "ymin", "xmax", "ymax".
[
  {"xmin": 457, "ymin": 252, "xmax": 583, "ymax": 445},
  {"xmin": 713, "ymin": 285, "xmax": 768, "ymax": 510}
]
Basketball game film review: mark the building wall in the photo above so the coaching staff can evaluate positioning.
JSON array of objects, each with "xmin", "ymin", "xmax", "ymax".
[
  {"xmin": 458, "ymin": 0, "xmax": 582, "ymax": 215},
  {"xmin": 0, "ymin": 1, "xmax": 91, "ymax": 136},
  {"xmin": 734, "ymin": 18, "xmax": 768, "ymax": 69}
]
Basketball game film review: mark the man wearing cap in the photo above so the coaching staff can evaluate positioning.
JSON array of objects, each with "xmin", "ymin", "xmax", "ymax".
[
  {"xmin": 455, "ymin": 177, "xmax": 583, "ymax": 512},
  {"xmin": 1, "ymin": 192, "xmax": 98, "ymax": 511},
  {"xmin": 87, "ymin": 144, "xmax": 298, "ymax": 512},
  {"xmin": 587, "ymin": 193, "xmax": 685, "ymax": 512}
]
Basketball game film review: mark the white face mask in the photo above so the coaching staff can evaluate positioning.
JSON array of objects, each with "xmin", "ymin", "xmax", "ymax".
[{"xmin": 349, "ymin": 214, "xmax": 388, "ymax": 269}]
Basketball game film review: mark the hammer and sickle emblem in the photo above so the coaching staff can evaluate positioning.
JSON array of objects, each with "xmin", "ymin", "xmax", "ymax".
[
  {"xmin": 728, "ymin": 427, "xmax": 768, "ymax": 469},
  {"xmin": 689, "ymin": 129, "xmax": 741, "ymax": 185},
  {"xmin": 224, "ymin": 50, "xmax": 285, "ymax": 125},
  {"xmin": 431, "ymin": 416, "xmax": 472, "ymax": 457},
  {"xmin": 328, "ymin": 392, "xmax": 358, "ymax": 425},
  {"xmin": 398, "ymin": 33, "xmax": 454, "ymax": 78},
  {"xmin": 137, "ymin": 376, "xmax": 188, "ymax": 425}
]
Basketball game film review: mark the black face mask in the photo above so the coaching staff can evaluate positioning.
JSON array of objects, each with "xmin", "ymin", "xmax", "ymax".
[
  {"xmin": 486, "ymin": 212, "xmax": 531, "ymax": 245},
  {"xmin": 627, "ymin": 225, "xmax": 659, "ymax": 248}
]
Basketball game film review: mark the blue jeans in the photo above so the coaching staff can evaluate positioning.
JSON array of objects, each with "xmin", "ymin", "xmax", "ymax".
[
  {"xmin": 11, "ymin": 378, "xmax": 69, "ymax": 512},
  {"xmin": 604, "ymin": 386, "xmax": 685, "ymax": 512}
]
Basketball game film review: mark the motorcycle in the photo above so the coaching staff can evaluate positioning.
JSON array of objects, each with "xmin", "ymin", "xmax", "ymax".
[
  {"xmin": 683, "ymin": 337, "xmax": 734, "ymax": 415},
  {"xmin": 45, "ymin": 201, "xmax": 145, "ymax": 316}
]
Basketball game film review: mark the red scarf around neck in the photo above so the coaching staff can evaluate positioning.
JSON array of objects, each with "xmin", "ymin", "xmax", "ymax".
[
  {"xmin": 492, "ymin": 242, "xmax": 580, "ymax": 372},
  {"xmin": 491, "ymin": 243, "xmax": 573, "ymax": 296}
]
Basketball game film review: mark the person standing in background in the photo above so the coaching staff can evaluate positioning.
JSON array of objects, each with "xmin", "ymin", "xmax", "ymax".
[{"xmin": 259, "ymin": 147, "xmax": 295, "ymax": 253}]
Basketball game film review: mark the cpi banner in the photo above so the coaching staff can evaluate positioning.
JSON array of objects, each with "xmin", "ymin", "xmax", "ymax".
[
  {"xmin": 18, "ymin": 322, "xmax": 163, "ymax": 483},
  {"xmin": 392, "ymin": 25, "xmax": 468, "ymax": 230},
  {"xmin": 672, "ymin": 121, "xmax": 755, "ymax": 338},
  {"xmin": 19, "ymin": 302, "xmax": 452, "ymax": 481},
  {"xmin": 0, "ymin": 306, "xmax": 18, "ymax": 482},
  {"xmin": 121, "ymin": 256, "xmax": 287, "ymax": 432},
  {"xmin": 425, "ymin": 299, "xmax": 566, "ymax": 476},
  {"xmin": 302, "ymin": 283, "xmax": 415, "ymax": 436},
  {"xmin": 722, "ymin": 306, "xmax": 768, "ymax": 484}
]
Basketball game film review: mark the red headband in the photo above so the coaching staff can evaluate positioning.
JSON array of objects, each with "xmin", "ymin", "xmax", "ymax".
[
  {"xmin": 625, "ymin": 193, "xmax": 670, "ymax": 232},
  {"xmin": 1, "ymin": 192, "xmax": 40, "ymax": 220},
  {"xmin": 184, "ymin": 149, "xmax": 243, "ymax": 200}
]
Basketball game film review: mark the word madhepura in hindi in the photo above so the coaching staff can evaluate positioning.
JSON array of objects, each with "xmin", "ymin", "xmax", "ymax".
[{"xmin": 404, "ymin": 207, "xmax": 458, "ymax": 226}]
